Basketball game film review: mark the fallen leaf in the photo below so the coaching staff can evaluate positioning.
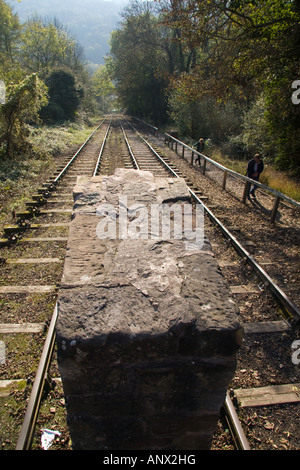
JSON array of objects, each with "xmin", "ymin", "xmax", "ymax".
[{"xmin": 264, "ymin": 421, "xmax": 275, "ymax": 430}]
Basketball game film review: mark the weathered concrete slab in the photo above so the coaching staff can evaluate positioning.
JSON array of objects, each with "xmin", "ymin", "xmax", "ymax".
[{"xmin": 56, "ymin": 169, "xmax": 242, "ymax": 450}]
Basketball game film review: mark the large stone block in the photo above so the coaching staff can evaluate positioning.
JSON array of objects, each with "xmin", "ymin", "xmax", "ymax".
[{"xmin": 56, "ymin": 169, "xmax": 242, "ymax": 450}]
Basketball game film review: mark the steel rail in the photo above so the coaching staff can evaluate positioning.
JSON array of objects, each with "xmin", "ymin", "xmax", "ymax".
[
  {"xmin": 93, "ymin": 120, "xmax": 112, "ymax": 177},
  {"xmin": 119, "ymin": 120, "xmax": 140, "ymax": 170},
  {"xmin": 14, "ymin": 119, "xmax": 297, "ymax": 451},
  {"xmin": 16, "ymin": 303, "xmax": 59, "ymax": 450},
  {"xmin": 126, "ymin": 120, "xmax": 252, "ymax": 450},
  {"xmin": 126, "ymin": 119, "xmax": 300, "ymax": 449},
  {"xmin": 15, "ymin": 120, "xmax": 108, "ymax": 450},
  {"xmin": 188, "ymin": 186, "xmax": 300, "ymax": 321},
  {"xmin": 129, "ymin": 119, "xmax": 300, "ymax": 321},
  {"xmin": 54, "ymin": 119, "xmax": 106, "ymax": 184},
  {"xmin": 125, "ymin": 119, "xmax": 178, "ymax": 177},
  {"xmin": 224, "ymin": 392, "xmax": 251, "ymax": 450}
]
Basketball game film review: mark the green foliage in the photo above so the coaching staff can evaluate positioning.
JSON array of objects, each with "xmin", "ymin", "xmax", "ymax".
[
  {"xmin": 0, "ymin": 0, "xmax": 23, "ymax": 83},
  {"xmin": 0, "ymin": 73, "xmax": 48, "ymax": 158},
  {"xmin": 264, "ymin": 74, "xmax": 300, "ymax": 172},
  {"xmin": 168, "ymin": 89, "xmax": 244, "ymax": 144},
  {"xmin": 157, "ymin": 0, "xmax": 300, "ymax": 173},
  {"xmin": 92, "ymin": 64, "xmax": 116, "ymax": 112},
  {"xmin": 0, "ymin": 0, "xmax": 95, "ymax": 142},
  {"xmin": 40, "ymin": 69, "xmax": 82, "ymax": 123},
  {"xmin": 108, "ymin": 0, "xmax": 201, "ymax": 123},
  {"xmin": 0, "ymin": 0, "xmax": 20, "ymax": 61},
  {"xmin": 19, "ymin": 16, "xmax": 85, "ymax": 78},
  {"xmin": 109, "ymin": 4, "xmax": 170, "ymax": 122},
  {"xmin": 13, "ymin": 0, "xmax": 123, "ymax": 66},
  {"xmin": 18, "ymin": 16, "xmax": 95, "ymax": 124}
]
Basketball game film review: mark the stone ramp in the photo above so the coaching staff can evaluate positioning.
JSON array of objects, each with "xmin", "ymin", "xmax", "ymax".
[{"xmin": 56, "ymin": 169, "xmax": 242, "ymax": 450}]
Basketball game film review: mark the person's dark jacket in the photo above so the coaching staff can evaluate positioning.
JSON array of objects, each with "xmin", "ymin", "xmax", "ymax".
[{"xmin": 246, "ymin": 159, "xmax": 264, "ymax": 180}]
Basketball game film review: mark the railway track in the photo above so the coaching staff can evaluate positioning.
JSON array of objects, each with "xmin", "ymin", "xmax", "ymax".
[
  {"xmin": 1, "ymin": 119, "xmax": 112, "ymax": 449},
  {"xmin": 134, "ymin": 120, "xmax": 300, "ymax": 450},
  {"xmin": 0, "ymin": 117, "xmax": 179, "ymax": 450},
  {"xmin": 0, "ymin": 115, "xmax": 299, "ymax": 450}
]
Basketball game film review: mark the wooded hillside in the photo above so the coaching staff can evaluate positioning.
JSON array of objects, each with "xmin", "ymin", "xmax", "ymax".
[{"xmin": 13, "ymin": 0, "xmax": 124, "ymax": 65}]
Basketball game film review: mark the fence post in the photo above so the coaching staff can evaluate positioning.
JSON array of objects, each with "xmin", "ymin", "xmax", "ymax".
[
  {"xmin": 271, "ymin": 195, "xmax": 281, "ymax": 223},
  {"xmin": 242, "ymin": 181, "xmax": 250, "ymax": 204},
  {"xmin": 202, "ymin": 158, "xmax": 207, "ymax": 175},
  {"xmin": 222, "ymin": 170, "xmax": 228, "ymax": 190},
  {"xmin": 182, "ymin": 146, "xmax": 185, "ymax": 158}
]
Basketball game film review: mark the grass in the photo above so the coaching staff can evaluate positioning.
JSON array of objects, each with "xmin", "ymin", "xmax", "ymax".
[
  {"xmin": 0, "ymin": 119, "xmax": 102, "ymax": 229},
  {"xmin": 260, "ymin": 168, "xmax": 300, "ymax": 202},
  {"xmin": 29, "ymin": 120, "xmax": 100, "ymax": 156},
  {"xmin": 210, "ymin": 148, "xmax": 300, "ymax": 202},
  {"xmin": 0, "ymin": 379, "xmax": 29, "ymax": 450}
]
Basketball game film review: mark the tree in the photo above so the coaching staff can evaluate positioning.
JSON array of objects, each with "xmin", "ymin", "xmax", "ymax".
[
  {"xmin": 19, "ymin": 16, "xmax": 85, "ymax": 78},
  {"xmin": 109, "ymin": 0, "xmax": 198, "ymax": 123},
  {"xmin": 39, "ymin": 69, "xmax": 82, "ymax": 123},
  {"xmin": 0, "ymin": 73, "xmax": 48, "ymax": 157},
  {"xmin": 0, "ymin": 0, "xmax": 22, "ymax": 82},
  {"xmin": 109, "ymin": 3, "xmax": 168, "ymax": 122},
  {"xmin": 0, "ymin": 0, "xmax": 20, "ymax": 62},
  {"xmin": 156, "ymin": 0, "xmax": 300, "ymax": 171},
  {"xmin": 92, "ymin": 64, "xmax": 116, "ymax": 112},
  {"xmin": 18, "ymin": 16, "xmax": 93, "ymax": 124}
]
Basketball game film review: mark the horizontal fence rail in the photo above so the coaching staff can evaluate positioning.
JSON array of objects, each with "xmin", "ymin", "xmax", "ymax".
[{"xmin": 164, "ymin": 133, "xmax": 300, "ymax": 223}]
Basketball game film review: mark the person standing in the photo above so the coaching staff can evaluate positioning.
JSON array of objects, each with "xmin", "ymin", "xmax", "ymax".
[
  {"xmin": 194, "ymin": 138, "xmax": 204, "ymax": 165},
  {"xmin": 246, "ymin": 153, "xmax": 264, "ymax": 198}
]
